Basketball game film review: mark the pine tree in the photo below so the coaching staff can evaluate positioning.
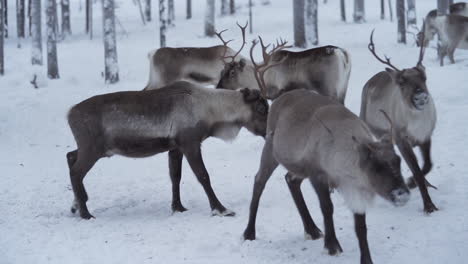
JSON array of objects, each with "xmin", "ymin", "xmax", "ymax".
[
  {"xmin": 353, "ymin": 0, "xmax": 365, "ymax": 23},
  {"xmin": 306, "ymin": 0, "xmax": 318, "ymax": 46},
  {"xmin": 159, "ymin": 0, "xmax": 166, "ymax": 47},
  {"xmin": 17, "ymin": 0, "xmax": 25, "ymax": 38},
  {"xmin": 293, "ymin": 0, "xmax": 306, "ymax": 48},
  {"xmin": 46, "ymin": 0, "xmax": 59, "ymax": 79},
  {"xmin": 61, "ymin": 0, "xmax": 71, "ymax": 36},
  {"xmin": 31, "ymin": 0, "xmax": 42, "ymax": 65},
  {"xmin": 205, "ymin": 0, "xmax": 215, "ymax": 37},
  {"xmin": 407, "ymin": 0, "xmax": 416, "ymax": 26},
  {"xmin": 396, "ymin": 0, "xmax": 406, "ymax": 43},
  {"xmin": 102, "ymin": 0, "xmax": 119, "ymax": 83}
]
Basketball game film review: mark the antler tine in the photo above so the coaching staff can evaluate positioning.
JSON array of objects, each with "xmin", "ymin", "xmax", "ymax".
[
  {"xmin": 249, "ymin": 39, "xmax": 268, "ymax": 96},
  {"xmin": 379, "ymin": 109, "xmax": 394, "ymax": 139},
  {"xmin": 215, "ymin": 29, "xmax": 234, "ymax": 64},
  {"xmin": 258, "ymin": 36, "xmax": 272, "ymax": 63},
  {"xmin": 224, "ymin": 21, "xmax": 249, "ymax": 63},
  {"xmin": 417, "ymin": 19, "xmax": 426, "ymax": 66},
  {"xmin": 368, "ymin": 29, "xmax": 400, "ymax": 71}
]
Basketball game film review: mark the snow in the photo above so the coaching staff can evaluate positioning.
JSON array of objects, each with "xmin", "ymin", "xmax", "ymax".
[{"xmin": 1, "ymin": 0, "xmax": 468, "ymax": 264}]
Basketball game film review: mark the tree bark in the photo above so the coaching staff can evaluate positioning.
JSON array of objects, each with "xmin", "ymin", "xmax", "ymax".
[
  {"xmin": 229, "ymin": 0, "xmax": 235, "ymax": 14},
  {"xmin": 31, "ymin": 0, "xmax": 42, "ymax": 65},
  {"xmin": 46, "ymin": 0, "xmax": 59, "ymax": 79},
  {"xmin": 388, "ymin": 0, "xmax": 393, "ymax": 22},
  {"xmin": 293, "ymin": 0, "xmax": 306, "ymax": 48},
  {"xmin": 0, "ymin": 0, "xmax": 4, "ymax": 75},
  {"xmin": 437, "ymin": 0, "xmax": 449, "ymax": 15},
  {"xmin": 407, "ymin": 0, "xmax": 416, "ymax": 26},
  {"xmin": 396, "ymin": 0, "xmax": 406, "ymax": 43},
  {"xmin": 28, "ymin": 0, "xmax": 31, "ymax": 36},
  {"xmin": 17, "ymin": 0, "xmax": 25, "ymax": 38},
  {"xmin": 3, "ymin": 0, "xmax": 7, "ymax": 38},
  {"xmin": 205, "ymin": 0, "xmax": 215, "ymax": 37},
  {"xmin": 186, "ymin": 0, "xmax": 191, "ymax": 19},
  {"xmin": 102, "ymin": 0, "xmax": 119, "ymax": 83},
  {"xmin": 168, "ymin": 0, "xmax": 175, "ymax": 26},
  {"xmin": 159, "ymin": 0, "xmax": 166, "ymax": 47},
  {"xmin": 340, "ymin": 0, "xmax": 346, "ymax": 22},
  {"xmin": 61, "ymin": 0, "xmax": 71, "ymax": 36},
  {"xmin": 221, "ymin": 0, "xmax": 228, "ymax": 15},
  {"xmin": 145, "ymin": 0, "xmax": 151, "ymax": 21},
  {"xmin": 353, "ymin": 0, "xmax": 365, "ymax": 23},
  {"xmin": 306, "ymin": 0, "xmax": 318, "ymax": 45},
  {"xmin": 380, "ymin": 0, "xmax": 385, "ymax": 19},
  {"xmin": 86, "ymin": 0, "xmax": 93, "ymax": 37}
]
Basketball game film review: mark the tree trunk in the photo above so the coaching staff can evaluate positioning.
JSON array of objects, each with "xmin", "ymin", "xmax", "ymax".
[
  {"xmin": 0, "ymin": 0, "xmax": 4, "ymax": 75},
  {"xmin": 186, "ymin": 0, "xmax": 191, "ymax": 19},
  {"xmin": 46, "ymin": 0, "xmax": 59, "ymax": 79},
  {"xmin": 437, "ymin": 0, "xmax": 449, "ymax": 15},
  {"xmin": 168, "ymin": 0, "xmax": 175, "ymax": 26},
  {"xmin": 388, "ymin": 0, "xmax": 393, "ymax": 22},
  {"xmin": 306, "ymin": 0, "xmax": 318, "ymax": 45},
  {"xmin": 205, "ymin": 0, "xmax": 215, "ymax": 37},
  {"xmin": 221, "ymin": 0, "xmax": 228, "ymax": 15},
  {"xmin": 3, "ymin": 0, "xmax": 7, "ymax": 38},
  {"xmin": 229, "ymin": 0, "xmax": 235, "ymax": 14},
  {"xmin": 86, "ymin": 0, "xmax": 93, "ymax": 37},
  {"xmin": 448, "ymin": 0, "xmax": 454, "ymax": 5},
  {"xmin": 407, "ymin": 0, "xmax": 416, "ymax": 26},
  {"xmin": 380, "ymin": 0, "xmax": 385, "ymax": 19},
  {"xmin": 159, "ymin": 0, "xmax": 166, "ymax": 47},
  {"xmin": 249, "ymin": 0, "xmax": 252, "ymax": 33},
  {"xmin": 28, "ymin": 0, "xmax": 31, "ymax": 36},
  {"xmin": 145, "ymin": 0, "xmax": 151, "ymax": 21},
  {"xmin": 396, "ymin": 0, "xmax": 406, "ymax": 43},
  {"xmin": 61, "ymin": 0, "xmax": 71, "ymax": 36},
  {"xmin": 340, "ymin": 0, "xmax": 346, "ymax": 22},
  {"xmin": 31, "ymin": 0, "xmax": 42, "ymax": 65},
  {"xmin": 293, "ymin": 0, "xmax": 306, "ymax": 48},
  {"xmin": 102, "ymin": 0, "xmax": 119, "ymax": 83},
  {"xmin": 353, "ymin": 0, "xmax": 365, "ymax": 23},
  {"xmin": 17, "ymin": 0, "xmax": 25, "ymax": 38}
]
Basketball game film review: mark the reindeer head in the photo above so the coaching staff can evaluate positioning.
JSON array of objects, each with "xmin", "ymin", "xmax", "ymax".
[
  {"xmin": 239, "ymin": 88, "xmax": 269, "ymax": 137},
  {"xmin": 215, "ymin": 22, "xmax": 250, "ymax": 90},
  {"xmin": 369, "ymin": 29, "xmax": 430, "ymax": 111},
  {"xmin": 356, "ymin": 112, "xmax": 410, "ymax": 206}
]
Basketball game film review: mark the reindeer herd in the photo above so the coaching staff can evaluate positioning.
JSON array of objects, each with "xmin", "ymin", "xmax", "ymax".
[{"xmin": 65, "ymin": 4, "xmax": 467, "ymax": 264}]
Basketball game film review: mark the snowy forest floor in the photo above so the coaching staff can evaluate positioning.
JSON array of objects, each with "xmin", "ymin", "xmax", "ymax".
[{"xmin": 1, "ymin": 0, "xmax": 468, "ymax": 264}]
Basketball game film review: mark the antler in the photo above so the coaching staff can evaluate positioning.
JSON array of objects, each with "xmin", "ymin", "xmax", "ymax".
[
  {"xmin": 379, "ymin": 109, "xmax": 394, "ymax": 140},
  {"xmin": 250, "ymin": 36, "xmax": 292, "ymax": 96},
  {"xmin": 416, "ymin": 19, "xmax": 426, "ymax": 67},
  {"xmin": 215, "ymin": 22, "xmax": 248, "ymax": 64},
  {"xmin": 368, "ymin": 29, "xmax": 400, "ymax": 71}
]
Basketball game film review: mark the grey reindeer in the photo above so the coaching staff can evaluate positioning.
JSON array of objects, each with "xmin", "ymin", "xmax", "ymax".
[
  {"xmin": 242, "ymin": 38, "xmax": 410, "ymax": 264},
  {"xmin": 215, "ymin": 30, "xmax": 351, "ymax": 103},
  {"xmin": 66, "ymin": 81, "xmax": 268, "ymax": 219},
  {"xmin": 416, "ymin": 4, "xmax": 468, "ymax": 66},
  {"xmin": 144, "ymin": 23, "xmax": 249, "ymax": 90},
  {"xmin": 361, "ymin": 30, "xmax": 438, "ymax": 213}
]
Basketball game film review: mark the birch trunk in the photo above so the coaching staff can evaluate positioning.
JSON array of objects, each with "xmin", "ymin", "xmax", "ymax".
[
  {"xmin": 229, "ymin": 0, "xmax": 235, "ymax": 14},
  {"xmin": 396, "ymin": 0, "xmax": 406, "ymax": 43},
  {"xmin": 221, "ymin": 0, "xmax": 228, "ymax": 15},
  {"xmin": 145, "ymin": 0, "xmax": 151, "ymax": 22},
  {"xmin": 47, "ymin": 0, "xmax": 59, "ymax": 79},
  {"xmin": 168, "ymin": 0, "xmax": 174, "ymax": 26},
  {"xmin": 340, "ymin": 0, "xmax": 346, "ymax": 22},
  {"xmin": 31, "ymin": 0, "xmax": 42, "ymax": 65},
  {"xmin": 17, "ymin": 0, "xmax": 25, "ymax": 38},
  {"xmin": 437, "ymin": 0, "xmax": 449, "ymax": 15},
  {"xmin": 102, "ymin": 0, "xmax": 119, "ymax": 83},
  {"xmin": 380, "ymin": 0, "xmax": 385, "ymax": 20},
  {"xmin": 0, "ymin": 0, "xmax": 4, "ymax": 75},
  {"xmin": 159, "ymin": 0, "xmax": 166, "ymax": 47},
  {"xmin": 306, "ymin": 0, "xmax": 318, "ymax": 45},
  {"xmin": 353, "ymin": 0, "xmax": 365, "ymax": 23},
  {"xmin": 61, "ymin": 0, "xmax": 71, "ymax": 36},
  {"xmin": 293, "ymin": 0, "xmax": 306, "ymax": 48},
  {"xmin": 186, "ymin": 0, "xmax": 191, "ymax": 19},
  {"xmin": 407, "ymin": 0, "xmax": 416, "ymax": 26},
  {"xmin": 204, "ymin": 0, "xmax": 215, "ymax": 37}
]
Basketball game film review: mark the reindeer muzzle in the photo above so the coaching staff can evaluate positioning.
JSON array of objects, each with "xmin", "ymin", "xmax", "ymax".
[
  {"xmin": 412, "ymin": 90, "xmax": 429, "ymax": 110},
  {"xmin": 390, "ymin": 187, "xmax": 410, "ymax": 207}
]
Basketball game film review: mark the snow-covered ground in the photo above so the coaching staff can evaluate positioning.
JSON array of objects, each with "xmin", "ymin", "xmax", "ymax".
[{"xmin": 1, "ymin": 1, "xmax": 468, "ymax": 263}]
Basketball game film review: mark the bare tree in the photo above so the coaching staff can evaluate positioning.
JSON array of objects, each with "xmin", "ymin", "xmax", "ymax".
[
  {"xmin": 46, "ymin": 0, "xmax": 59, "ymax": 79},
  {"xmin": 17, "ymin": 0, "xmax": 26, "ymax": 38},
  {"xmin": 230, "ymin": 0, "xmax": 235, "ymax": 14},
  {"xmin": 407, "ymin": 0, "xmax": 416, "ymax": 26},
  {"xmin": 31, "ymin": 0, "xmax": 42, "ymax": 65},
  {"xmin": 205, "ymin": 0, "xmax": 215, "ymax": 37},
  {"xmin": 159, "ymin": 0, "xmax": 166, "ymax": 46},
  {"xmin": 221, "ymin": 0, "xmax": 228, "ymax": 15},
  {"xmin": 354, "ymin": 0, "xmax": 365, "ymax": 23},
  {"xmin": 168, "ymin": 0, "xmax": 175, "ymax": 26},
  {"xmin": 306, "ymin": 0, "xmax": 318, "ymax": 45},
  {"xmin": 437, "ymin": 0, "xmax": 449, "ymax": 15},
  {"xmin": 380, "ymin": 0, "xmax": 385, "ymax": 19},
  {"xmin": 61, "ymin": 0, "xmax": 71, "ymax": 36},
  {"xmin": 396, "ymin": 0, "xmax": 406, "ymax": 43},
  {"xmin": 145, "ymin": 0, "xmax": 151, "ymax": 21},
  {"xmin": 186, "ymin": 0, "xmax": 191, "ymax": 19},
  {"xmin": 0, "ymin": 0, "xmax": 4, "ymax": 75},
  {"xmin": 3, "ymin": 0, "xmax": 7, "ymax": 38},
  {"xmin": 102, "ymin": 0, "xmax": 119, "ymax": 83},
  {"xmin": 340, "ymin": 0, "xmax": 346, "ymax": 21},
  {"xmin": 293, "ymin": 0, "xmax": 306, "ymax": 47}
]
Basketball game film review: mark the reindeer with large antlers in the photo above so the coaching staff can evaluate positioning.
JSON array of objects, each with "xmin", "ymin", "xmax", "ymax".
[
  {"xmin": 361, "ymin": 29, "xmax": 438, "ymax": 214},
  {"xmin": 243, "ymin": 37, "xmax": 410, "ymax": 264},
  {"xmin": 144, "ymin": 23, "xmax": 249, "ymax": 90},
  {"xmin": 216, "ymin": 32, "xmax": 351, "ymax": 103}
]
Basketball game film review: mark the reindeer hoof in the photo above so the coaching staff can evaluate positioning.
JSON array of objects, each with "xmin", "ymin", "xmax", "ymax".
[
  {"xmin": 243, "ymin": 229, "xmax": 256, "ymax": 241},
  {"xmin": 325, "ymin": 238, "xmax": 343, "ymax": 256},
  {"xmin": 211, "ymin": 208, "xmax": 235, "ymax": 217},
  {"xmin": 304, "ymin": 228, "xmax": 323, "ymax": 240},
  {"xmin": 424, "ymin": 203, "xmax": 438, "ymax": 214},
  {"xmin": 80, "ymin": 211, "xmax": 95, "ymax": 220},
  {"xmin": 171, "ymin": 203, "xmax": 188, "ymax": 213}
]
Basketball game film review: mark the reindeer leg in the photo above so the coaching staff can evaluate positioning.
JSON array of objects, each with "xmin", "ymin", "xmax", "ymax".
[
  {"xmin": 438, "ymin": 44, "xmax": 447, "ymax": 67},
  {"xmin": 396, "ymin": 137, "xmax": 438, "ymax": 214},
  {"xmin": 407, "ymin": 140, "xmax": 436, "ymax": 189},
  {"xmin": 244, "ymin": 137, "xmax": 279, "ymax": 240},
  {"xmin": 354, "ymin": 213, "xmax": 373, "ymax": 264},
  {"xmin": 285, "ymin": 172, "xmax": 323, "ymax": 240},
  {"xmin": 182, "ymin": 144, "xmax": 234, "ymax": 216},
  {"xmin": 168, "ymin": 149, "xmax": 187, "ymax": 213},
  {"xmin": 310, "ymin": 176, "xmax": 343, "ymax": 256},
  {"xmin": 447, "ymin": 45, "xmax": 456, "ymax": 64}
]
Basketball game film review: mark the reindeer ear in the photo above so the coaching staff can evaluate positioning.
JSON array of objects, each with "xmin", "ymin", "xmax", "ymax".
[
  {"xmin": 241, "ymin": 88, "xmax": 260, "ymax": 102},
  {"xmin": 239, "ymin": 59, "xmax": 246, "ymax": 69}
]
